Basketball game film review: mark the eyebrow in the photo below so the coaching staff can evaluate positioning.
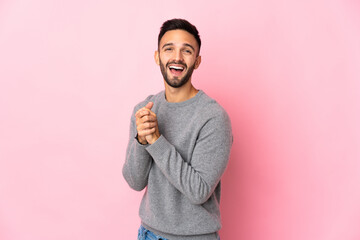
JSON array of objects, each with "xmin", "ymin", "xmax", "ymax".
[
  {"xmin": 183, "ymin": 43, "xmax": 195, "ymax": 52},
  {"xmin": 162, "ymin": 42, "xmax": 195, "ymax": 52}
]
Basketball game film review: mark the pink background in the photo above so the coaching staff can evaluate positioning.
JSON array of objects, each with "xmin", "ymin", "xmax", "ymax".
[{"xmin": 1, "ymin": 0, "xmax": 360, "ymax": 239}]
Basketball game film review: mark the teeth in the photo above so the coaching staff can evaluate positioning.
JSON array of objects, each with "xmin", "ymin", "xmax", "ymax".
[{"xmin": 169, "ymin": 66, "xmax": 184, "ymax": 70}]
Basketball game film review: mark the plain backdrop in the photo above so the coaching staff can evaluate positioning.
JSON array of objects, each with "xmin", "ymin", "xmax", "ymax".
[{"xmin": 1, "ymin": 0, "xmax": 360, "ymax": 239}]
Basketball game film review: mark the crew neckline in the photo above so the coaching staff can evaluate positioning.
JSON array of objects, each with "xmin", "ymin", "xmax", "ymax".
[{"xmin": 161, "ymin": 90, "xmax": 204, "ymax": 107}]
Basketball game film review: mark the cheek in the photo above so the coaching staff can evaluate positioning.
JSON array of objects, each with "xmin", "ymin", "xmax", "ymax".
[
  {"xmin": 160, "ymin": 55, "xmax": 170, "ymax": 65},
  {"xmin": 185, "ymin": 57, "xmax": 197, "ymax": 67}
]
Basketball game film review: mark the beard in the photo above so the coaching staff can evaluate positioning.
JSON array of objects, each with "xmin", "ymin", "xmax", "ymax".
[{"xmin": 159, "ymin": 59, "xmax": 195, "ymax": 88}]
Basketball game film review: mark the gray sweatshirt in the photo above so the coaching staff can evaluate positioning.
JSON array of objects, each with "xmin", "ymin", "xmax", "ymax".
[{"xmin": 122, "ymin": 90, "xmax": 233, "ymax": 240}]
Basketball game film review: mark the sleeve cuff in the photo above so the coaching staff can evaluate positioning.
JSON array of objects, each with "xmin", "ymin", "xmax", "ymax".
[{"xmin": 145, "ymin": 135, "xmax": 170, "ymax": 159}]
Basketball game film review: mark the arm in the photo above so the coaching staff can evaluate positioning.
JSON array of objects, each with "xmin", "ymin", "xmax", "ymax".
[
  {"xmin": 146, "ymin": 112, "xmax": 233, "ymax": 204},
  {"xmin": 122, "ymin": 108, "xmax": 153, "ymax": 191}
]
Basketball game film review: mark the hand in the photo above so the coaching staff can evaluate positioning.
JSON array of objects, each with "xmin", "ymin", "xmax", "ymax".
[{"xmin": 135, "ymin": 102, "xmax": 160, "ymax": 144}]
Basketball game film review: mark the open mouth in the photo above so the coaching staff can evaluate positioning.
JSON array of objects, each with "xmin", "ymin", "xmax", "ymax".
[{"xmin": 168, "ymin": 65, "xmax": 185, "ymax": 76}]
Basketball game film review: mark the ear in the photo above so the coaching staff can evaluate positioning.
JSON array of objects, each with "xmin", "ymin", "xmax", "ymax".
[
  {"xmin": 194, "ymin": 55, "xmax": 201, "ymax": 69},
  {"xmin": 154, "ymin": 50, "xmax": 160, "ymax": 66}
]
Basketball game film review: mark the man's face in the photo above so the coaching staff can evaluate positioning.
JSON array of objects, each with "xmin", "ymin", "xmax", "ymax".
[{"xmin": 155, "ymin": 29, "xmax": 201, "ymax": 88}]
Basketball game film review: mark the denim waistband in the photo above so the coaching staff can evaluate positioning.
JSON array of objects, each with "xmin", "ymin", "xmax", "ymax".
[{"xmin": 138, "ymin": 225, "xmax": 169, "ymax": 240}]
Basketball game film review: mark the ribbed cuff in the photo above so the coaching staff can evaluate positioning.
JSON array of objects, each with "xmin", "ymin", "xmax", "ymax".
[{"xmin": 145, "ymin": 135, "xmax": 170, "ymax": 160}]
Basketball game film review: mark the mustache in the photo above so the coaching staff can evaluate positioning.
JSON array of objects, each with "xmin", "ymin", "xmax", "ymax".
[{"xmin": 166, "ymin": 61, "xmax": 187, "ymax": 68}]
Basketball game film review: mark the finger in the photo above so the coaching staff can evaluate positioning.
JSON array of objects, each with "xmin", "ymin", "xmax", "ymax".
[
  {"xmin": 145, "ymin": 102, "xmax": 153, "ymax": 110},
  {"xmin": 143, "ymin": 121, "xmax": 156, "ymax": 129},
  {"xmin": 137, "ymin": 121, "xmax": 156, "ymax": 131},
  {"xmin": 136, "ymin": 116, "xmax": 156, "ymax": 129},
  {"xmin": 137, "ymin": 128, "xmax": 156, "ymax": 137},
  {"xmin": 139, "ymin": 112, "xmax": 156, "ymax": 121},
  {"xmin": 140, "ymin": 115, "xmax": 157, "ymax": 123},
  {"xmin": 135, "ymin": 109, "xmax": 151, "ymax": 118},
  {"xmin": 135, "ymin": 102, "xmax": 153, "ymax": 117},
  {"xmin": 135, "ymin": 108, "xmax": 149, "ymax": 117},
  {"xmin": 149, "ymin": 111, "xmax": 156, "ymax": 118}
]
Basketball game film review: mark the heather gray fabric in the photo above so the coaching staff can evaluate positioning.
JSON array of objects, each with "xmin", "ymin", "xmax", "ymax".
[{"xmin": 123, "ymin": 90, "xmax": 232, "ymax": 240}]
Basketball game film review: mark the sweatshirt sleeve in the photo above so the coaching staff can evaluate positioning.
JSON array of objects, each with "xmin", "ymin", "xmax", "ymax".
[
  {"xmin": 122, "ymin": 108, "xmax": 153, "ymax": 191},
  {"xmin": 145, "ymin": 110, "xmax": 233, "ymax": 205}
]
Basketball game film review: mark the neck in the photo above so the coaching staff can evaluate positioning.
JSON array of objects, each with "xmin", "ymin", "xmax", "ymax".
[{"xmin": 164, "ymin": 81, "xmax": 199, "ymax": 103}]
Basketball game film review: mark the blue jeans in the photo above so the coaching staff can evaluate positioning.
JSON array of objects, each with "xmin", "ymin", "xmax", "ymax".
[
  {"xmin": 137, "ymin": 225, "xmax": 220, "ymax": 240},
  {"xmin": 137, "ymin": 225, "xmax": 169, "ymax": 240}
]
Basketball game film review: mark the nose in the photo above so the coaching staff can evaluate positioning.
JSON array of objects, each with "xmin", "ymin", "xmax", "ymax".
[{"xmin": 173, "ymin": 49, "xmax": 184, "ymax": 62}]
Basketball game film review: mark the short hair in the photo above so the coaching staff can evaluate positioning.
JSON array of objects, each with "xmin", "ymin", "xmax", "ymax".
[{"xmin": 158, "ymin": 18, "xmax": 201, "ymax": 54}]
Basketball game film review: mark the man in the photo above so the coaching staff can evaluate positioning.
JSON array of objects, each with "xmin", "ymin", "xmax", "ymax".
[{"xmin": 122, "ymin": 18, "xmax": 233, "ymax": 240}]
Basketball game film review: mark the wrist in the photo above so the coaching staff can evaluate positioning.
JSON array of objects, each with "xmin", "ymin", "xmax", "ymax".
[
  {"xmin": 147, "ymin": 134, "xmax": 160, "ymax": 145},
  {"xmin": 135, "ymin": 134, "xmax": 148, "ymax": 145}
]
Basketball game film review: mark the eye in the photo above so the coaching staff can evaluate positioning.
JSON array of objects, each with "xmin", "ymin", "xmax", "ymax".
[
  {"xmin": 164, "ymin": 47, "xmax": 173, "ymax": 52},
  {"xmin": 183, "ymin": 49, "xmax": 192, "ymax": 54}
]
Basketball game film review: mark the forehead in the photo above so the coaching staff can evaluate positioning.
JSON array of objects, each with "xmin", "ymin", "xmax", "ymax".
[{"xmin": 159, "ymin": 29, "xmax": 198, "ymax": 49}]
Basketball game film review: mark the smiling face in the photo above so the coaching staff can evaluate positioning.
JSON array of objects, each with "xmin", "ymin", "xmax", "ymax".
[{"xmin": 155, "ymin": 29, "xmax": 201, "ymax": 88}]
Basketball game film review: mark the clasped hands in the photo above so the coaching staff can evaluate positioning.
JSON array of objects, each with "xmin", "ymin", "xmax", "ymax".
[{"xmin": 135, "ymin": 102, "xmax": 160, "ymax": 145}]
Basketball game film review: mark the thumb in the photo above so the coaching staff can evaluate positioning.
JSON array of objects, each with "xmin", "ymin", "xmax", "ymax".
[{"xmin": 145, "ymin": 102, "xmax": 153, "ymax": 110}]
